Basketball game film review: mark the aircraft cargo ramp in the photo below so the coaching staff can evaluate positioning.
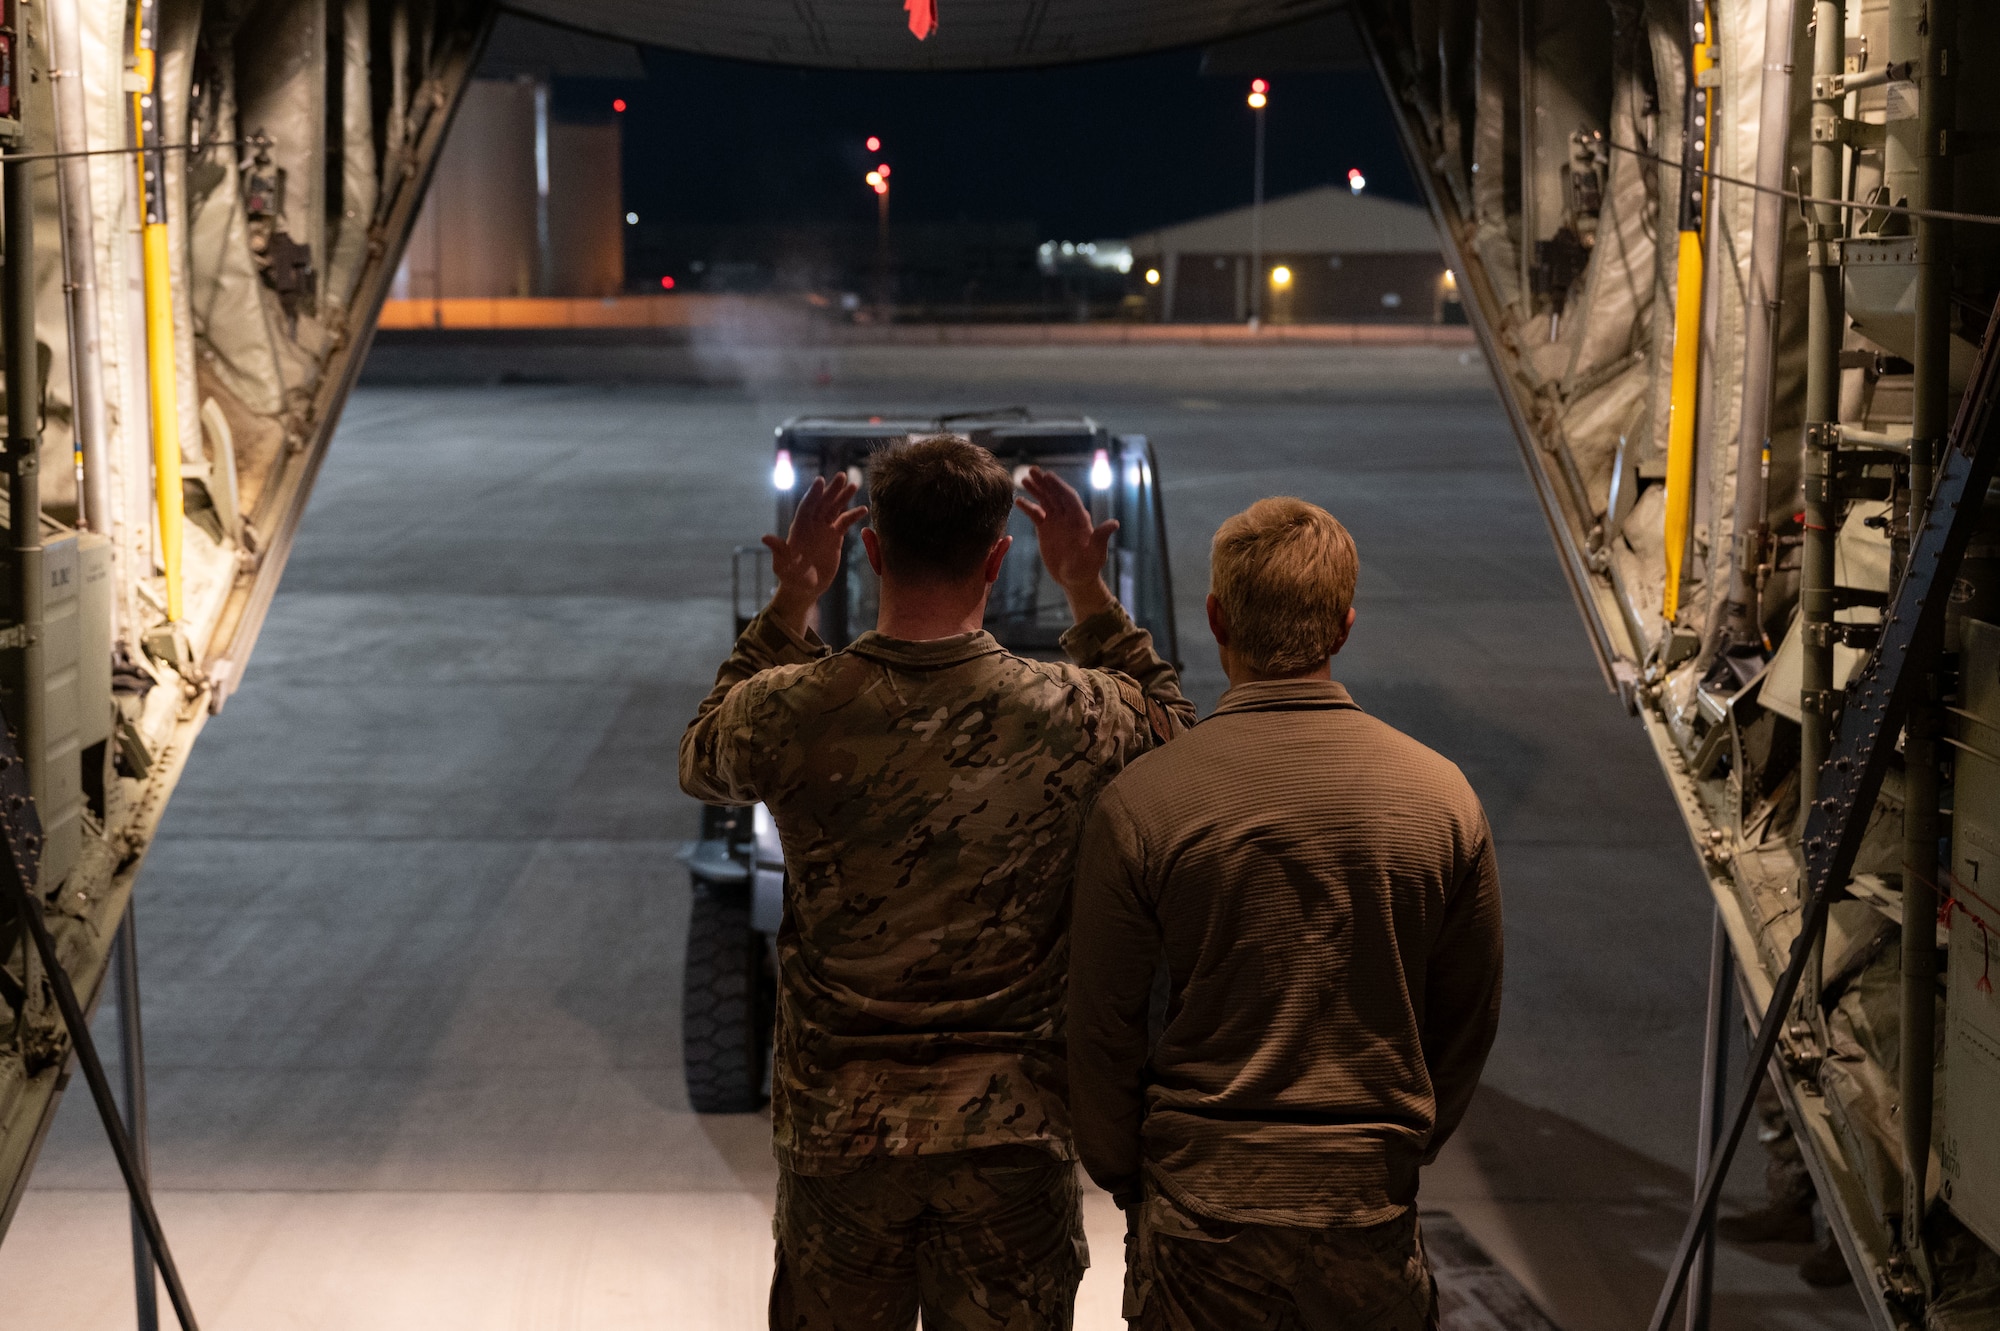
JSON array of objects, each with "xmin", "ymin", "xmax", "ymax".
[{"xmin": 0, "ymin": 0, "xmax": 1988, "ymax": 1323}]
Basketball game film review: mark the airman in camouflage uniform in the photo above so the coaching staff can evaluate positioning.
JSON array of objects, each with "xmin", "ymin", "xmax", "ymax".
[{"xmin": 680, "ymin": 436, "xmax": 1193, "ymax": 1330}]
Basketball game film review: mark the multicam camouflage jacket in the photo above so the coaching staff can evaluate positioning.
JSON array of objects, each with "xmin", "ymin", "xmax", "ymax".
[{"xmin": 679, "ymin": 601, "xmax": 1193, "ymax": 1171}]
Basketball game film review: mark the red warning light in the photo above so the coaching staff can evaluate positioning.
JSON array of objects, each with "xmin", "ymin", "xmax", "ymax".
[
  {"xmin": 612, "ymin": 98, "xmax": 627, "ymax": 113},
  {"xmin": 660, "ymin": 275, "xmax": 675, "ymax": 290},
  {"xmin": 1250, "ymin": 79, "xmax": 1267, "ymax": 94},
  {"xmin": 866, "ymin": 135, "xmax": 881, "ymax": 152},
  {"xmin": 877, "ymin": 163, "xmax": 891, "ymax": 178}
]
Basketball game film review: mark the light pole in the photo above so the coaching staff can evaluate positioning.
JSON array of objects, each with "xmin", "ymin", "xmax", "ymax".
[
  {"xmin": 1247, "ymin": 79, "xmax": 1268, "ymax": 329},
  {"xmin": 866, "ymin": 158, "xmax": 892, "ymax": 319}
]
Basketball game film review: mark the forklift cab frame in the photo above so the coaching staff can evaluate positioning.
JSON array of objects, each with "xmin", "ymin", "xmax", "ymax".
[{"xmin": 741, "ymin": 412, "xmax": 1178, "ymax": 658}]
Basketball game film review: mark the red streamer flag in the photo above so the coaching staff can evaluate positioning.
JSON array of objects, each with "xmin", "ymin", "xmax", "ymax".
[{"xmin": 905, "ymin": 0, "xmax": 936, "ymax": 39}]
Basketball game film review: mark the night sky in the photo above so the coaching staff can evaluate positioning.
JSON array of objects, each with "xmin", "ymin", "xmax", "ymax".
[{"xmin": 554, "ymin": 47, "xmax": 1415, "ymax": 243}]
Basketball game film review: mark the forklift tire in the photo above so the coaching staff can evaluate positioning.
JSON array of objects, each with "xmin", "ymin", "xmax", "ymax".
[{"xmin": 682, "ymin": 884, "xmax": 770, "ymax": 1113}]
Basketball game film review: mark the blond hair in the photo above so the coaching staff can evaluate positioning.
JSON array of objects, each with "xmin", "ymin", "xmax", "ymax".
[{"xmin": 1210, "ymin": 498, "xmax": 1359, "ymax": 676}]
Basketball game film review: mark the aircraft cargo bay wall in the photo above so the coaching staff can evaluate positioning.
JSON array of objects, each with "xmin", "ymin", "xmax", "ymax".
[{"xmin": 1351, "ymin": 0, "xmax": 2000, "ymax": 1324}]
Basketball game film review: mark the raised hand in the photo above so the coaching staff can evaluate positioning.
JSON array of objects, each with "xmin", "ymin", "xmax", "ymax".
[
  {"xmin": 765, "ymin": 473, "xmax": 867, "ymax": 633},
  {"xmin": 1015, "ymin": 465, "xmax": 1116, "ymax": 620}
]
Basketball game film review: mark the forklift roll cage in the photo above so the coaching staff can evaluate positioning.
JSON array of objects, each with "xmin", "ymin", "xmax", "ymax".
[{"xmin": 682, "ymin": 413, "xmax": 1181, "ymax": 1114}]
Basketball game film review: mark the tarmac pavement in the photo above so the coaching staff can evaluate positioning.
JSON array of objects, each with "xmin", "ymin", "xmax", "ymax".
[{"xmin": 0, "ymin": 344, "xmax": 1870, "ymax": 1330}]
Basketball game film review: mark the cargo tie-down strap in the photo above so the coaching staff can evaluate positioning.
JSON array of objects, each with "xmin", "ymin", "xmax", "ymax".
[
  {"xmin": 1646, "ymin": 292, "xmax": 2000, "ymax": 1331},
  {"xmin": 0, "ymin": 722, "xmax": 201, "ymax": 1329}
]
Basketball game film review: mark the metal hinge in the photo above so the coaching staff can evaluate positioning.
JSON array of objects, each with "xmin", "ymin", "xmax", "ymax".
[
  {"xmin": 1812, "ymin": 115, "xmax": 1886, "ymax": 148},
  {"xmin": 1832, "ymin": 586, "xmax": 1890, "ymax": 611},
  {"xmin": 1805, "ymin": 620, "xmax": 1881, "ymax": 650},
  {"xmin": 1816, "ymin": 60, "xmax": 1915, "ymax": 97},
  {"xmin": 0, "ymin": 624, "xmax": 33, "ymax": 650},
  {"xmin": 1836, "ymin": 450, "xmax": 1894, "ymax": 480},
  {"xmin": 1800, "ymin": 687, "xmax": 1843, "ymax": 716},
  {"xmin": 1841, "ymin": 476, "xmax": 1894, "ymax": 501}
]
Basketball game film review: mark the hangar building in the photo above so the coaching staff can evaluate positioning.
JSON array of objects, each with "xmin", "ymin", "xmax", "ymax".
[{"xmin": 1128, "ymin": 185, "xmax": 1451, "ymax": 324}]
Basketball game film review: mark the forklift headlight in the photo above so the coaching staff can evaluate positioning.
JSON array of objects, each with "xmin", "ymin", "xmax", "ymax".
[
  {"xmin": 1090, "ymin": 449, "xmax": 1113, "ymax": 491},
  {"xmin": 773, "ymin": 449, "xmax": 796, "ymax": 491}
]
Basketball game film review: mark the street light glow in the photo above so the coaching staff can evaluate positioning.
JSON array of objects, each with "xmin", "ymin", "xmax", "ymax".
[
  {"xmin": 866, "ymin": 171, "xmax": 883, "ymax": 188},
  {"xmin": 1247, "ymin": 90, "xmax": 1267, "ymax": 109},
  {"xmin": 1144, "ymin": 268, "xmax": 1161, "ymax": 285},
  {"xmin": 1348, "ymin": 168, "xmax": 1367, "ymax": 195},
  {"xmin": 877, "ymin": 163, "xmax": 891, "ymax": 177},
  {"xmin": 625, "ymin": 212, "xmax": 638, "ymax": 225},
  {"xmin": 866, "ymin": 135, "xmax": 881, "ymax": 152},
  {"xmin": 1270, "ymin": 265, "xmax": 1292, "ymax": 288}
]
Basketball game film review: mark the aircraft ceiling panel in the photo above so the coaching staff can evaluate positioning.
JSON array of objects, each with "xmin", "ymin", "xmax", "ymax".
[{"xmin": 509, "ymin": 0, "xmax": 1351, "ymax": 69}]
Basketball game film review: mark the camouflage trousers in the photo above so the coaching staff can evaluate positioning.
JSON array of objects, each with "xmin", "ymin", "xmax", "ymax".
[
  {"xmin": 1123, "ymin": 1186, "xmax": 1437, "ymax": 1331},
  {"xmin": 771, "ymin": 1145, "xmax": 1088, "ymax": 1331}
]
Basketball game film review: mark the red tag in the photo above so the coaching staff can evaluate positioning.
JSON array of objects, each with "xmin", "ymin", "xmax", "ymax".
[{"xmin": 904, "ymin": 0, "xmax": 936, "ymax": 40}]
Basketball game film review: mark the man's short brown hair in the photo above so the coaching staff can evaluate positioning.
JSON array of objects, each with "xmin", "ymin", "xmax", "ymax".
[
  {"xmin": 1210, "ymin": 498, "xmax": 1359, "ymax": 676},
  {"xmin": 868, "ymin": 434, "xmax": 1016, "ymax": 580}
]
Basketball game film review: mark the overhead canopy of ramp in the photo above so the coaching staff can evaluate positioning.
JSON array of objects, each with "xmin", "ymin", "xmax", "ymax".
[{"xmin": 510, "ymin": 0, "xmax": 1352, "ymax": 70}]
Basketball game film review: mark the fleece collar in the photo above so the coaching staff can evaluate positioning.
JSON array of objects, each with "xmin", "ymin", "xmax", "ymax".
[{"xmin": 1210, "ymin": 678, "xmax": 1359, "ymax": 717}]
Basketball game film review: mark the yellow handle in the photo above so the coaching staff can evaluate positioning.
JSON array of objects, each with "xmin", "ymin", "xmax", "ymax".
[
  {"xmin": 1663, "ymin": 228, "xmax": 1704, "ymax": 622},
  {"xmin": 141, "ymin": 220, "xmax": 182, "ymax": 622},
  {"xmin": 1662, "ymin": 9, "xmax": 1716, "ymax": 624},
  {"xmin": 132, "ymin": 0, "xmax": 181, "ymax": 622}
]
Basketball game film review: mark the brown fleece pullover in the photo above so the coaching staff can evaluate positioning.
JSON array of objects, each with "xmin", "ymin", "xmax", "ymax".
[{"xmin": 1067, "ymin": 678, "xmax": 1503, "ymax": 1227}]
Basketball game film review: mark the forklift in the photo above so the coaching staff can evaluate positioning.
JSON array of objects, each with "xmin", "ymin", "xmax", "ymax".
[{"xmin": 679, "ymin": 410, "xmax": 1180, "ymax": 1112}]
